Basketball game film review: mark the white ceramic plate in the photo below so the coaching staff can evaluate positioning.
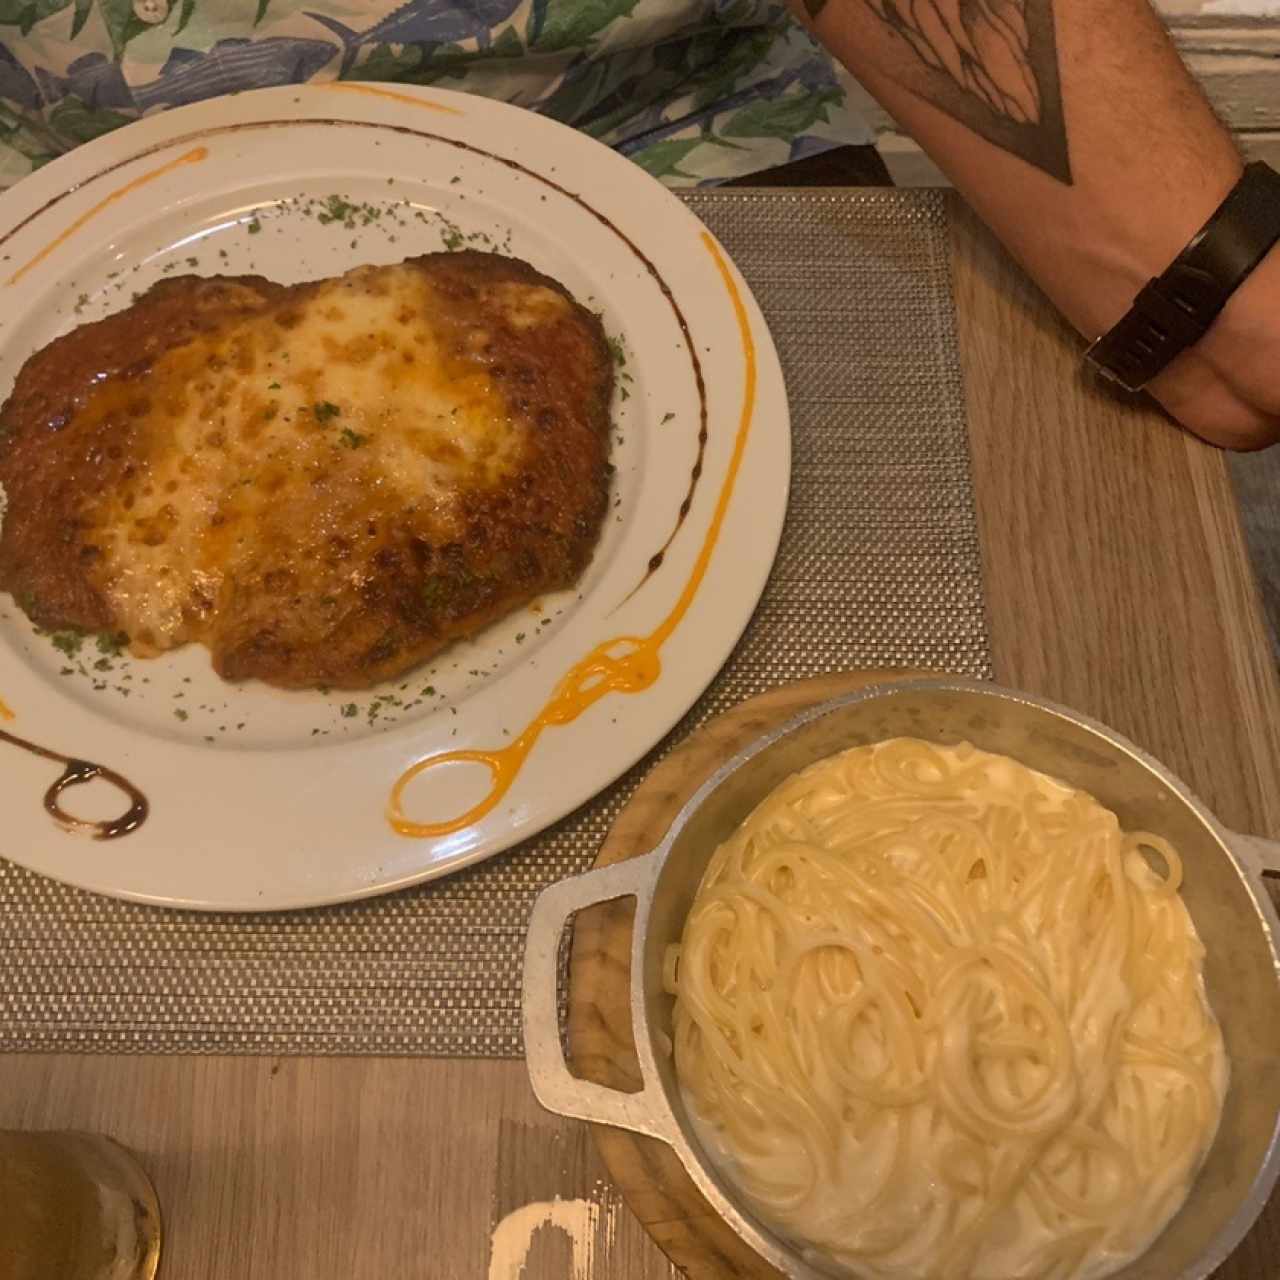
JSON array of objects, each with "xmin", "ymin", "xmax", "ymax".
[{"xmin": 0, "ymin": 84, "xmax": 789, "ymax": 910}]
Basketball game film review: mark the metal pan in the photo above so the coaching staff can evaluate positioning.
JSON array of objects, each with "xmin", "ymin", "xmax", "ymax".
[{"xmin": 524, "ymin": 678, "xmax": 1280, "ymax": 1279}]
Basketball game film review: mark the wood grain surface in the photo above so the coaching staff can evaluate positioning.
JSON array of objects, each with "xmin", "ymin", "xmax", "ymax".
[
  {"xmin": 0, "ymin": 1055, "xmax": 676, "ymax": 1279},
  {"xmin": 952, "ymin": 199, "xmax": 1280, "ymax": 848},
  {"xmin": 1, "ymin": 203, "xmax": 1277, "ymax": 1279}
]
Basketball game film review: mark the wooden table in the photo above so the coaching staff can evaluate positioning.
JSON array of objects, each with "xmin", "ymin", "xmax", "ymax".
[{"xmin": 3, "ymin": 198, "xmax": 1278, "ymax": 1280}]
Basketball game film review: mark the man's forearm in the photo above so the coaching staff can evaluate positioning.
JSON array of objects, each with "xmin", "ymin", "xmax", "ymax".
[{"xmin": 796, "ymin": 0, "xmax": 1244, "ymax": 344}]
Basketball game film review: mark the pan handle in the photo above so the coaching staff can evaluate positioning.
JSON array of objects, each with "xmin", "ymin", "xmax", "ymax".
[
  {"xmin": 522, "ymin": 853, "xmax": 675, "ymax": 1142},
  {"xmin": 1230, "ymin": 831, "xmax": 1280, "ymax": 877}
]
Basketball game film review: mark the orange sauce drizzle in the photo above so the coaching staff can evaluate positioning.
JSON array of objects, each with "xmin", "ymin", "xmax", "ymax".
[
  {"xmin": 389, "ymin": 231, "xmax": 757, "ymax": 837},
  {"xmin": 7, "ymin": 147, "xmax": 208, "ymax": 287},
  {"xmin": 323, "ymin": 83, "xmax": 463, "ymax": 115},
  {"xmin": 0, "ymin": 696, "xmax": 13, "ymax": 721}
]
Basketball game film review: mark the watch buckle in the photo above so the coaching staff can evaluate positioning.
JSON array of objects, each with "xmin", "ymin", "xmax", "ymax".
[{"xmin": 1082, "ymin": 337, "xmax": 1147, "ymax": 394}]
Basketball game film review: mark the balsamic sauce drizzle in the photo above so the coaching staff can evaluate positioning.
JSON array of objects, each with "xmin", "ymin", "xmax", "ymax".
[
  {"xmin": 626, "ymin": 423, "xmax": 707, "ymax": 599},
  {"xmin": 0, "ymin": 728, "xmax": 148, "ymax": 840}
]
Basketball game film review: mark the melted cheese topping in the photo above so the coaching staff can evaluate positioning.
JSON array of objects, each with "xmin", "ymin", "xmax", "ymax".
[
  {"xmin": 79, "ymin": 264, "xmax": 568, "ymax": 653},
  {"xmin": 668, "ymin": 740, "xmax": 1228, "ymax": 1280}
]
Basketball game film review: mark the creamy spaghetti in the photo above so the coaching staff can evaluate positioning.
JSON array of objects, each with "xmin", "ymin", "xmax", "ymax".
[{"xmin": 666, "ymin": 739, "xmax": 1227, "ymax": 1280}]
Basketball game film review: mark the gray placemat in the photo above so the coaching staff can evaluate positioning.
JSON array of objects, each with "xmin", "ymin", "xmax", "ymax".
[{"xmin": 0, "ymin": 189, "xmax": 990, "ymax": 1057}]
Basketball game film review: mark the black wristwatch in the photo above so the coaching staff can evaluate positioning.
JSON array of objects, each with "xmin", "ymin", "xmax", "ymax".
[{"xmin": 1084, "ymin": 161, "xmax": 1280, "ymax": 393}]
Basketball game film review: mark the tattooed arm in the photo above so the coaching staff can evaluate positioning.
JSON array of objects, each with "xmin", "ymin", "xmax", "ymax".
[{"xmin": 797, "ymin": 0, "xmax": 1279, "ymax": 449}]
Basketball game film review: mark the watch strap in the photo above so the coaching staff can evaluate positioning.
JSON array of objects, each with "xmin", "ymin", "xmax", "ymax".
[{"xmin": 1084, "ymin": 161, "xmax": 1280, "ymax": 392}]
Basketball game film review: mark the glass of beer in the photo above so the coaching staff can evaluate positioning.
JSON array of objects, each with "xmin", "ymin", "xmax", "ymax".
[{"xmin": 0, "ymin": 1131, "xmax": 161, "ymax": 1280}]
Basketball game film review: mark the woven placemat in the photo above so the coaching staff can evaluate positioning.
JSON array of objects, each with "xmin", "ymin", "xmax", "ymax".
[{"xmin": 0, "ymin": 189, "xmax": 990, "ymax": 1057}]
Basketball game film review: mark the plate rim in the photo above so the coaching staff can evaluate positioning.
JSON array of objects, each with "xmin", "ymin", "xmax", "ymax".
[{"xmin": 0, "ymin": 83, "xmax": 791, "ymax": 911}]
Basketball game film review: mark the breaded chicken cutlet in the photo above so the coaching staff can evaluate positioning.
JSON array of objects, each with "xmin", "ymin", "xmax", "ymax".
[{"xmin": 0, "ymin": 251, "xmax": 613, "ymax": 689}]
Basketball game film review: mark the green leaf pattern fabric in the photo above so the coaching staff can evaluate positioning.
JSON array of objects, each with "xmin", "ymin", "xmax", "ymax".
[{"xmin": 0, "ymin": 0, "xmax": 869, "ymax": 191}]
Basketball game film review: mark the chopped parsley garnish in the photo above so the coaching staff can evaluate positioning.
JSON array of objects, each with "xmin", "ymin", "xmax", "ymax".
[
  {"xmin": 312, "ymin": 401, "xmax": 341, "ymax": 423},
  {"xmin": 441, "ymin": 228, "xmax": 465, "ymax": 251},
  {"xmin": 174, "ymin": 708, "xmax": 189, "ymax": 721},
  {"xmin": 50, "ymin": 630, "xmax": 85, "ymax": 658},
  {"xmin": 661, "ymin": 412, "xmax": 675, "ymax": 424},
  {"xmin": 246, "ymin": 217, "xmax": 262, "ymax": 234},
  {"xmin": 606, "ymin": 336, "xmax": 626, "ymax": 367},
  {"xmin": 338, "ymin": 428, "xmax": 368, "ymax": 449},
  {"xmin": 317, "ymin": 194, "xmax": 358, "ymax": 226},
  {"xmin": 268, "ymin": 381, "xmax": 281, "ymax": 390},
  {"xmin": 95, "ymin": 631, "xmax": 128, "ymax": 655},
  {"xmin": 340, "ymin": 703, "xmax": 358, "ymax": 718}
]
